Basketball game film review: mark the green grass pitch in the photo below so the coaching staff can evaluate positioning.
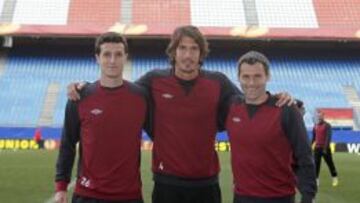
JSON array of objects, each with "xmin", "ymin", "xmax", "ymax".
[{"xmin": 0, "ymin": 150, "xmax": 359, "ymax": 203}]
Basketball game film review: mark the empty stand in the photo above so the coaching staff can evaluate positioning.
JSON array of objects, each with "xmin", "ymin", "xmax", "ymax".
[
  {"xmin": 132, "ymin": 0, "xmax": 190, "ymax": 25},
  {"xmin": 131, "ymin": 54, "xmax": 168, "ymax": 80},
  {"xmin": 131, "ymin": 52, "xmax": 360, "ymax": 128},
  {"xmin": 0, "ymin": 51, "xmax": 7, "ymax": 76},
  {"xmin": 1, "ymin": 47, "xmax": 360, "ymax": 128},
  {"xmin": 68, "ymin": 0, "xmax": 120, "ymax": 26},
  {"xmin": 243, "ymin": 0, "xmax": 259, "ymax": 26},
  {"xmin": 256, "ymin": 0, "xmax": 318, "ymax": 28},
  {"xmin": 190, "ymin": 0, "xmax": 246, "ymax": 27},
  {"xmin": 13, "ymin": 0, "xmax": 70, "ymax": 25},
  {"xmin": 38, "ymin": 83, "xmax": 61, "ymax": 126},
  {"xmin": 0, "ymin": 0, "xmax": 359, "ymax": 40},
  {"xmin": 121, "ymin": 0, "xmax": 133, "ymax": 24},
  {"xmin": 0, "ymin": 0, "xmax": 16, "ymax": 23},
  {"xmin": 313, "ymin": 0, "xmax": 360, "ymax": 28},
  {"xmin": 0, "ymin": 49, "xmax": 98, "ymax": 127}
]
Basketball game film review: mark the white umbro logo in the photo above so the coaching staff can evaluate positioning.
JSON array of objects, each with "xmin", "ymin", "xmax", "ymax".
[
  {"xmin": 159, "ymin": 162, "xmax": 164, "ymax": 170},
  {"xmin": 90, "ymin": 108, "xmax": 103, "ymax": 115},
  {"xmin": 162, "ymin": 93, "xmax": 174, "ymax": 99},
  {"xmin": 232, "ymin": 117, "xmax": 241, "ymax": 123}
]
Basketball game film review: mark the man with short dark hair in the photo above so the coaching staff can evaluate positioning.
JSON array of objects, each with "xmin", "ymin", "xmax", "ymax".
[
  {"xmin": 312, "ymin": 110, "xmax": 338, "ymax": 187},
  {"xmin": 55, "ymin": 32, "xmax": 147, "ymax": 203},
  {"xmin": 226, "ymin": 51, "xmax": 317, "ymax": 203}
]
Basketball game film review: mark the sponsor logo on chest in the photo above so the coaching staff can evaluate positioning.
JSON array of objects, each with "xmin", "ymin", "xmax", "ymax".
[
  {"xmin": 232, "ymin": 116, "xmax": 241, "ymax": 123},
  {"xmin": 90, "ymin": 108, "xmax": 103, "ymax": 115},
  {"xmin": 162, "ymin": 93, "xmax": 174, "ymax": 99}
]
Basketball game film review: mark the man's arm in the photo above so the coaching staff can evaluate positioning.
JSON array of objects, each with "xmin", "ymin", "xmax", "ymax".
[
  {"xmin": 311, "ymin": 127, "xmax": 316, "ymax": 144},
  {"xmin": 217, "ymin": 72, "xmax": 242, "ymax": 131},
  {"xmin": 282, "ymin": 105, "xmax": 317, "ymax": 203},
  {"xmin": 311, "ymin": 127, "xmax": 316, "ymax": 151},
  {"xmin": 324, "ymin": 122, "xmax": 332, "ymax": 149},
  {"xmin": 55, "ymin": 100, "xmax": 81, "ymax": 195},
  {"xmin": 67, "ymin": 82, "xmax": 87, "ymax": 101},
  {"xmin": 273, "ymin": 92, "xmax": 296, "ymax": 107},
  {"xmin": 135, "ymin": 72, "xmax": 155, "ymax": 140}
]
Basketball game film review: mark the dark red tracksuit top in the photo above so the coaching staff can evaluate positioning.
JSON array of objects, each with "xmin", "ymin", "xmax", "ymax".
[
  {"xmin": 226, "ymin": 95, "xmax": 316, "ymax": 201},
  {"xmin": 312, "ymin": 121, "xmax": 331, "ymax": 148},
  {"xmin": 136, "ymin": 68, "xmax": 239, "ymax": 186},
  {"xmin": 55, "ymin": 81, "xmax": 147, "ymax": 201}
]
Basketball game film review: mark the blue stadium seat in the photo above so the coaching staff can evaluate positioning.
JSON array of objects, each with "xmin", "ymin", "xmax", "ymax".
[
  {"xmin": 131, "ymin": 52, "xmax": 360, "ymax": 128},
  {"xmin": 0, "ymin": 49, "xmax": 98, "ymax": 127},
  {"xmin": 1, "ymin": 49, "xmax": 360, "ymax": 128}
]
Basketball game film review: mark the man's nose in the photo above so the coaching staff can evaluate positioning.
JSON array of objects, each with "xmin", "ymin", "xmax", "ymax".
[
  {"xmin": 248, "ymin": 78, "xmax": 256, "ymax": 85},
  {"xmin": 110, "ymin": 55, "xmax": 116, "ymax": 63}
]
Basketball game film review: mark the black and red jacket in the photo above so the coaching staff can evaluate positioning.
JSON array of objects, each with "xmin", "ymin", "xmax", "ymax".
[
  {"xmin": 226, "ymin": 94, "xmax": 316, "ymax": 202},
  {"xmin": 55, "ymin": 81, "xmax": 147, "ymax": 201},
  {"xmin": 136, "ymin": 68, "xmax": 239, "ymax": 186}
]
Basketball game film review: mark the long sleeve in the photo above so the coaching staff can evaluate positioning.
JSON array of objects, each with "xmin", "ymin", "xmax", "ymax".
[
  {"xmin": 324, "ymin": 122, "xmax": 332, "ymax": 148},
  {"xmin": 217, "ymin": 72, "xmax": 242, "ymax": 131},
  {"xmin": 55, "ymin": 99, "xmax": 80, "ymax": 191},
  {"xmin": 311, "ymin": 126, "xmax": 316, "ymax": 145},
  {"xmin": 135, "ymin": 71, "xmax": 155, "ymax": 140},
  {"xmin": 282, "ymin": 105, "xmax": 317, "ymax": 203}
]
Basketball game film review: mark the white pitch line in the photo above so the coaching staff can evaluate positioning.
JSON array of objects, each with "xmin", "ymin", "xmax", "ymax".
[{"xmin": 44, "ymin": 180, "xmax": 76, "ymax": 203}]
